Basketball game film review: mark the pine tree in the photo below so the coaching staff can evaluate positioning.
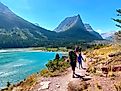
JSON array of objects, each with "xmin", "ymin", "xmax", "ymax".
[
  {"xmin": 112, "ymin": 9, "xmax": 121, "ymax": 43},
  {"xmin": 113, "ymin": 9, "xmax": 121, "ymax": 28}
]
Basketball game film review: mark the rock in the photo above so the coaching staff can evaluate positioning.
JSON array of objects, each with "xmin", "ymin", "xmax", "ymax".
[
  {"xmin": 101, "ymin": 66, "xmax": 109, "ymax": 74},
  {"xmin": 82, "ymin": 76, "xmax": 92, "ymax": 81},
  {"xmin": 68, "ymin": 80, "xmax": 89, "ymax": 91},
  {"xmin": 112, "ymin": 65, "xmax": 121, "ymax": 72},
  {"xmin": 38, "ymin": 81, "xmax": 51, "ymax": 90},
  {"xmin": 56, "ymin": 84, "xmax": 60, "ymax": 88}
]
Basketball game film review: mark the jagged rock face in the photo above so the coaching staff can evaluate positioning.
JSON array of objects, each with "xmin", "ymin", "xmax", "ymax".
[
  {"xmin": 54, "ymin": 15, "xmax": 103, "ymax": 41},
  {"xmin": 84, "ymin": 24, "xmax": 103, "ymax": 39},
  {"xmin": 84, "ymin": 24, "xmax": 93, "ymax": 32},
  {"xmin": 54, "ymin": 15, "xmax": 86, "ymax": 32}
]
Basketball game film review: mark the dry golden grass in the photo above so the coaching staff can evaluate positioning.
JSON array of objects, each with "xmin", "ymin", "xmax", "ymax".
[
  {"xmin": 114, "ymin": 82, "xmax": 121, "ymax": 91},
  {"xmin": 86, "ymin": 44, "xmax": 121, "ymax": 76},
  {"xmin": 86, "ymin": 45, "xmax": 121, "ymax": 58}
]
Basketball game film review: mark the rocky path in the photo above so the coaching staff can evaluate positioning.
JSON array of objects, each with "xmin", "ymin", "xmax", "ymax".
[{"xmin": 31, "ymin": 61, "xmax": 89, "ymax": 91}]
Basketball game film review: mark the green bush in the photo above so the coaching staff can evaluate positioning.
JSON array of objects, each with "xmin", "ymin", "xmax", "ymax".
[
  {"xmin": 46, "ymin": 58, "xmax": 70, "ymax": 72},
  {"xmin": 41, "ymin": 58, "xmax": 70, "ymax": 77}
]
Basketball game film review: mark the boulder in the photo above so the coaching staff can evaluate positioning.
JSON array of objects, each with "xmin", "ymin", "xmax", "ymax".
[{"xmin": 68, "ymin": 80, "xmax": 88, "ymax": 91}]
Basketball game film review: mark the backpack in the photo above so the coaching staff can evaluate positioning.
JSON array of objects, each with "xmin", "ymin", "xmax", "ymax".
[{"xmin": 69, "ymin": 51, "xmax": 77, "ymax": 62}]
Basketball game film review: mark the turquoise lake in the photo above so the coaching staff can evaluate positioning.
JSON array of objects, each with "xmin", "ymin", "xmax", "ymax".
[{"xmin": 0, "ymin": 51, "xmax": 62, "ymax": 88}]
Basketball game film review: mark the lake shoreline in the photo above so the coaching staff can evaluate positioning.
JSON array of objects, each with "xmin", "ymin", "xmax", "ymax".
[
  {"xmin": 0, "ymin": 50, "xmax": 68, "ymax": 89},
  {"xmin": 0, "ymin": 47, "xmax": 68, "ymax": 54},
  {"xmin": 0, "ymin": 51, "xmax": 69, "ymax": 90}
]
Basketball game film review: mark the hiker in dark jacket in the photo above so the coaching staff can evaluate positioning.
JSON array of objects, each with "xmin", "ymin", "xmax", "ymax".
[{"xmin": 69, "ymin": 50, "xmax": 77, "ymax": 78}]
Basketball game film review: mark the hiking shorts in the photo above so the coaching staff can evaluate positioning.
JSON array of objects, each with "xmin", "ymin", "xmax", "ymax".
[{"xmin": 70, "ymin": 61, "xmax": 76, "ymax": 71}]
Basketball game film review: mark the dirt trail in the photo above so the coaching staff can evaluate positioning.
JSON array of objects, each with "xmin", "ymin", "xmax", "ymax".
[{"xmin": 31, "ymin": 62, "xmax": 88, "ymax": 91}]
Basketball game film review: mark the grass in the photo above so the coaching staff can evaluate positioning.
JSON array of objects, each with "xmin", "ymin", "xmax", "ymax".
[
  {"xmin": 86, "ymin": 44, "xmax": 121, "ymax": 73},
  {"xmin": 86, "ymin": 45, "xmax": 121, "ymax": 58},
  {"xmin": 114, "ymin": 82, "xmax": 121, "ymax": 91}
]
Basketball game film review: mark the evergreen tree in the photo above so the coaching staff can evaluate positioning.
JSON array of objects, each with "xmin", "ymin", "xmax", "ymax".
[
  {"xmin": 113, "ymin": 9, "xmax": 121, "ymax": 43},
  {"xmin": 113, "ymin": 9, "xmax": 121, "ymax": 28}
]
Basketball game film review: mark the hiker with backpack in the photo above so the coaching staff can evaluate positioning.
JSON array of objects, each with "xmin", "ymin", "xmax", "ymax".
[{"xmin": 69, "ymin": 50, "xmax": 77, "ymax": 78}]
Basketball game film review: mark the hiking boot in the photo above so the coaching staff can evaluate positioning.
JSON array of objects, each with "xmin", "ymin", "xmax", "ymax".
[{"xmin": 72, "ymin": 74, "xmax": 75, "ymax": 78}]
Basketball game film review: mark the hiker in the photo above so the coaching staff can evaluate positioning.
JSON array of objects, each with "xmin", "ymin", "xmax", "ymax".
[
  {"xmin": 69, "ymin": 50, "xmax": 77, "ymax": 78},
  {"xmin": 77, "ymin": 48, "xmax": 85, "ymax": 69},
  {"xmin": 78, "ymin": 52, "xmax": 84, "ymax": 69}
]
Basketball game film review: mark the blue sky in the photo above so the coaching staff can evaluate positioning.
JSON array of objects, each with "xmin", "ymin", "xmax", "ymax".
[{"xmin": 0, "ymin": 0, "xmax": 120, "ymax": 33}]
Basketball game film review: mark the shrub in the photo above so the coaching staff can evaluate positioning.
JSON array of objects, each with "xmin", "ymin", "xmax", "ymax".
[
  {"xmin": 41, "ymin": 58, "xmax": 70, "ymax": 77},
  {"xmin": 46, "ymin": 58, "xmax": 70, "ymax": 71}
]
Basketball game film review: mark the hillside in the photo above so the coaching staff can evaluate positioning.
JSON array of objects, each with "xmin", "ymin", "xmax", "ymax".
[
  {"xmin": 54, "ymin": 15, "xmax": 103, "ymax": 41},
  {"xmin": 84, "ymin": 24, "xmax": 102, "ymax": 39},
  {"xmin": 0, "ymin": 2, "xmax": 57, "ymax": 48}
]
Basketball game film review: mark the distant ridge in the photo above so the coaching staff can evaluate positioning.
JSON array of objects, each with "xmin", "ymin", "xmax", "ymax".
[
  {"xmin": 0, "ymin": 2, "xmax": 102, "ymax": 48},
  {"xmin": 101, "ymin": 31, "xmax": 115, "ymax": 40}
]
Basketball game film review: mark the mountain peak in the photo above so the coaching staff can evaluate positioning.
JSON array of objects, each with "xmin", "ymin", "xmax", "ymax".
[
  {"xmin": 77, "ymin": 14, "xmax": 81, "ymax": 18},
  {"xmin": 54, "ymin": 14, "xmax": 85, "ymax": 32}
]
